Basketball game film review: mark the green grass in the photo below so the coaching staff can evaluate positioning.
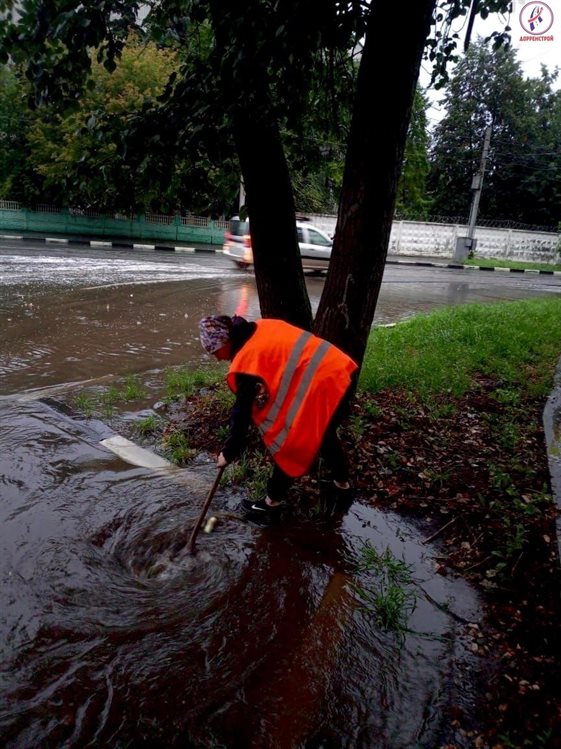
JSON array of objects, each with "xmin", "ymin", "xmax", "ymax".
[
  {"xmin": 468, "ymin": 257, "xmax": 561, "ymax": 273},
  {"xmin": 134, "ymin": 414, "xmax": 160, "ymax": 436},
  {"xmin": 73, "ymin": 392, "xmax": 95, "ymax": 416},
  {"xmin": 360, "ymin": 298, "xmax": 561, "ymax": 400},
  {"xmin": 227, "ymin": 454, "xmax": 270, "ymax": 500},
  {"xmin": 498, "ymin": 728, "xmax": 553, "ymax": 748},
  {"xmin": 352, "ymin": 542, "xmax": 417, "ymax": 634},
  {"xmin": 121, "ymin": 375, "xmax": 145, "ymax": 401},
  {"xmin": 161, "ymin": 428, "xmax": 195, "ymax": 465},
  {"xmin": 100, "ymin": 385, "xmax": 120, "ymax": 417},
  {"xmin": 73, "ymin": 372, "xmax": 148, "ymax": 419},
  {"xmin": 164, "ymin": 364, "xmax": 224, "ymax": 400}
]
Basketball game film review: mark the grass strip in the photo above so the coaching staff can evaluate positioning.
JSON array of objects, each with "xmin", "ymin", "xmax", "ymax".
[
  {"xmin": 467, "ymin": 257, "xmax": 561, "ymax": 273},
  {"xmin": 360, "ymin": 298, "xmax": 561, "ymax": 400}
]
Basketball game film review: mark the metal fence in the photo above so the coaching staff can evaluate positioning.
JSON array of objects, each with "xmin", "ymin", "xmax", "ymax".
[{"xmin": 0, "ymin": 203, "xmax": 227, "ymax": 244}]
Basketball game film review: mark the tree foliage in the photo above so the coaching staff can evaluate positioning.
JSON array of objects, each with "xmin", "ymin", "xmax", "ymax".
[
  {"xmin": 395, "ymin": 88, "xmax": 431, "ymax": 220},
  {"xmin": 0, "ymin": 30, "xmax": 242, "ymax": 214},
  {"xmin": 0, "ymin": 65, "xmax": 32, "ymax": 199},
  {"xmin": 428, "ymin": 39, "xmax": 561, "ymax": 227},
  {"xmin": 26, "ymin": 37, "xmax": 181, "ymax": 212},
  {"xmin": 0, "ymin": 13, "xmax": 363, "ymax": 215},
  {"xmin": 284, "ymin": 46, "xmax": 359, "ymax": 214}
]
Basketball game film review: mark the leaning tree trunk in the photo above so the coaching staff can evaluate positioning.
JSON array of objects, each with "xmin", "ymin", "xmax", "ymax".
[
  {"xmin": 314, "ymin": 0, "xmax": 436, "ymax": 365},
  {"xmin": 233, "ymin": 112, "xmax": 313, "ymax": 329},
  {"xmin": 209, "ymin": 0, "xmax": 313, "ymax": 331}
]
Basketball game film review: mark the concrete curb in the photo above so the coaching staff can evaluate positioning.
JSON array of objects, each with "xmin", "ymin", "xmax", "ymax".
[
  {"xmin": 2, "ymin": 233, "xmax": 560, "ymax": 274},
  {"xmin": 543, "ymin": 355, "xmax": 561, "ymax": 563},
  {"xmin": 35, "ymin": 396, "xmax": 179, "ymax": 471},
  {"xmin": 31, "ymin": 396, "xmax": 212, "ymax": 493},
  {"xmin": 0, "ymin": 233, "xmax": 216, "ymax": 254},
  {"xmin": 100, "ymin": 434, "xmax": 174, "ymax": 469},
  {"xmin": 386, "ymin": 259, "xmax": 561, "ymax": 276}
]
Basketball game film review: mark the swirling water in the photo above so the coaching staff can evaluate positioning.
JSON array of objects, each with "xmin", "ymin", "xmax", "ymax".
[{"xmin": 0, "ymin": 398, "xmax": 481, "ymax": 748}]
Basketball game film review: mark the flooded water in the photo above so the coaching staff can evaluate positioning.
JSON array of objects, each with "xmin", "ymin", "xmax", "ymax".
[
  {"xmin": 1, "ymin": 398, "xmax": 481, "ymax": 748},
  {"xmin": 1, "ymin": 243, "xmax": 559, "ymax": 747},
  {"xmin": 1, "ymin": 243, "xmax": 558, "ymax": 395}
]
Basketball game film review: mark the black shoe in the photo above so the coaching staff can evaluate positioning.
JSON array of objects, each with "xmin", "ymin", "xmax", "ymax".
[{"xmin": 242, "ymin": 497, "xmax": 286, "ymax": 515}]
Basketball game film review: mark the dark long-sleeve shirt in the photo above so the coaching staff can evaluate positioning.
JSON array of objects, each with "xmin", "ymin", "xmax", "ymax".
[
  {"xmin": 220, "ymin": 316, "xmax": 259, "ymax": 462},
  {"xmin": 221, "ymin": 373, "xmax": 261, "ymax": 462}
]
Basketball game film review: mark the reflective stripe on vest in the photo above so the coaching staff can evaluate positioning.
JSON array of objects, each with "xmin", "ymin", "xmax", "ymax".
[
  {"xmin": 264, "ymin": 338, "xmax": 331, "ymax": 456},
  {"xmin": 258, "ymin": 330, "xmax": 311, "ymax": 434}
]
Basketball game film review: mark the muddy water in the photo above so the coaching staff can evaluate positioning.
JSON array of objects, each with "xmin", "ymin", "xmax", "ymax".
[
  {"xmin": 1, "ymin": 244, "xmax": 557, "ymax": 395},
  {"xmin": 1, "ymin": 399, "xmax": 481, "ymax": 748},
  {"xmin": 0, "ymin": 249, "xmax": 253, "ymax": 394}
]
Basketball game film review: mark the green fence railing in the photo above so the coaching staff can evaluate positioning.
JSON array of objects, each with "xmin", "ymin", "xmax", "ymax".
[{"xmin": 0, "ymin": 204, "xmax": 228, "ymax": 245}]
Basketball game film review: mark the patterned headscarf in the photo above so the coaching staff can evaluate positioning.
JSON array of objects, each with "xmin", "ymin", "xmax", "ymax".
[{"xmin": 198, "ymin": 315, "xmax": 233, "ymax": 354}]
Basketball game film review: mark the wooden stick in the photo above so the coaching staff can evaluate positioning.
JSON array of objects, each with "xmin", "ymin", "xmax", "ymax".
[
  {"xmin": 462, "ymin": 554, "xmax": 493, "ymax": 573},
  {"xmin": 422, "ymin": 515, "xmax": 460, "ymax": 544},
  {"xmin": 187, "ymin": 466, "xmax": 226, "ymax": 555}
]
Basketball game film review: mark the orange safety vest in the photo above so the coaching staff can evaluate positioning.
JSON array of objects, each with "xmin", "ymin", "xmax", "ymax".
[{"xmin": 226, "ymin": 319, "xmax": 358, "ymax": 477}]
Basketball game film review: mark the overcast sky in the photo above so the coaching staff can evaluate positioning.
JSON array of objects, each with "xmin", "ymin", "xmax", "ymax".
[{"xmin": 420, "ymin": 0, "xmax": 561, "ymax": 126}]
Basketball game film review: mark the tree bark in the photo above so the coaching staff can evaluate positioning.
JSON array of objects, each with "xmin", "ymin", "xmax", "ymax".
[
  {"xmin": 233, "ymin": 113, "xmax": 313, "ymax": 329},
  {"xmin": 208, "ymin": 0, "xmax": 313, "ymax": 330},
  {"xmin": 314, "ymin": 0, "xmax": 436, "ymax": 365}
]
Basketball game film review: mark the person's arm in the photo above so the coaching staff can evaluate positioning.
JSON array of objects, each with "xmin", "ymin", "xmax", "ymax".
[{"xmin": 218, "ymin": 374, "xmax": 260, "ymax": 465}]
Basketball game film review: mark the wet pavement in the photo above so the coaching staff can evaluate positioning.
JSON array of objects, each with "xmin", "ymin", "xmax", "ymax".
[
  {"xmin": 1, "ymin": 241, "xmax": 560, "ymax": 747},
  {"xmin": 1, "ymin": 241, "xmax": 559, "ymax": 395}
]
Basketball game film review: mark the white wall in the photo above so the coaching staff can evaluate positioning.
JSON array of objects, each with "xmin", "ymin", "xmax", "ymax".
[{"xmin": 306, "ymin": 215, "xmax": 560, "ymax": 264}]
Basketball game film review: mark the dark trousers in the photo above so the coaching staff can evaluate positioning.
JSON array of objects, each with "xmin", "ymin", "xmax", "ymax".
[{"xmin": 266, "ymin": 386, "xmax": 352, "ymax": 502}]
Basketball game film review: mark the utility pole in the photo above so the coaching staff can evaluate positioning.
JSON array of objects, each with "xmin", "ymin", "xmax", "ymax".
[
  {"xmin": 466, "ymin": 123, "xmax": 492, "ymax": 256},
  {"xmin": 454, "ymin": 123, "xmax": 492, "ymax": 261}
]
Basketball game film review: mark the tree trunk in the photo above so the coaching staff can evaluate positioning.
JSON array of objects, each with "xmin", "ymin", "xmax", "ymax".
[
  {"xmin": 314, "ymin": 0, "xmax": 436, "ymax": 365},
  {"xmin": 233, "ymin": 112, "xmax": 313, "ymax": 329},
  {"xmin": 208, "ymin": 0, "xmax": 313, "ymax": 330}
]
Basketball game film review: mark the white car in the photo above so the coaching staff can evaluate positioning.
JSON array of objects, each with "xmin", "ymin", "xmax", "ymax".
[{"xmin": 222, "ymin": 217, "xmax": 333, "ymax": 272}]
